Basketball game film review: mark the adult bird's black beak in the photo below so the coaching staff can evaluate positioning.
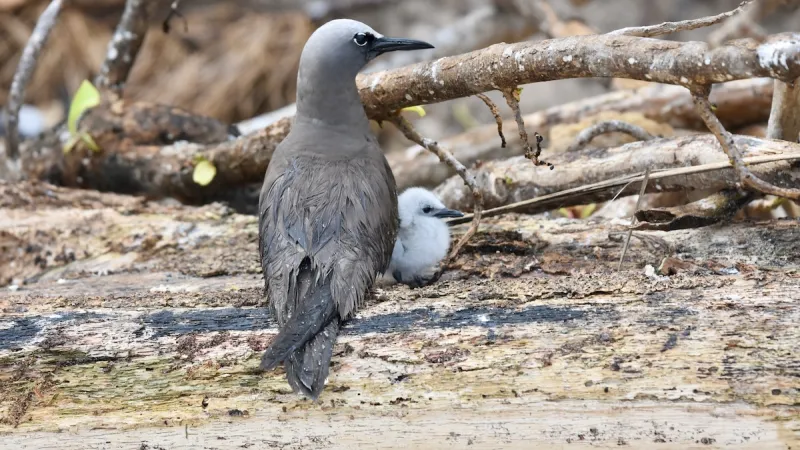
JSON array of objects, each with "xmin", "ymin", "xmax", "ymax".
[
  {"xmin": 433, "ymin": 207, "xmax": 464, "ymax": 219},
  {"xmin": 371, "ymin": 36, "xmax": 434, "ymax": 56}
]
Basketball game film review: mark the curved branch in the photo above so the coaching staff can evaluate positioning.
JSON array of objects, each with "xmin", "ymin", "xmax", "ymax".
[
  {"xmin": 3, "ymin": 0, "xmax": 63, "ymax": 161},
  {"xmin": 567, "ymin": 120, "xmax": 655, "ymax": 152}
]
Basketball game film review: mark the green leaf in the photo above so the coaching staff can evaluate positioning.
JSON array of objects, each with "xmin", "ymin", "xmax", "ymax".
[
  {"xmin": 401, "ymin": 105, "xmax": 426, "ymax": 117},
  {"xmin": 68, "ymin": 80, "xmax": 101, "ymax": 135},
  {"xmin": 192, "ymin": 158, "xmax": 217, "ymax": 186}
]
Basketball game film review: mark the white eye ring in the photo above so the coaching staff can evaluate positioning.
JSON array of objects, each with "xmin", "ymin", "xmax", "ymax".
[{"xmin": 353, "ymin": 33, "xmax": 368, "ymax": 47}]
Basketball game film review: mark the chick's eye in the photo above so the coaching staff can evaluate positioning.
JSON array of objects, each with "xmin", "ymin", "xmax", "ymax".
[
  {"xmin": 422, "ymin": 206, "xmax": 433, "ymax": 214},
  {"xmin": 353, "ymin": 32, "xmax": 371, "ymax": 47}
]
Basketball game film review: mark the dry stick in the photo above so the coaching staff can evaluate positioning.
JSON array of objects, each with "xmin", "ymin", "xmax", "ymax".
[
  {"xmin": 501, "ymin": 88, "xmax": 553, "ymax": 168},
  {"xmin": 618, "ymin": 168, "xmax": 650, "ymax": 271},
  {"xmin": 475, "ymin": 93, "xmax": 506, "ymax": 148},
  {"xmin": 609, "ymin": 0, "xmax": 753, "ymax": 37},
  {"xmin": 3, "ymin": 0, "xmax": 63, "ymax": 160},
  {"xmin": 567, "ymin": 120, "xmax": 655, "ymax": 153},
  {"xmin": 708, "ymin": 0, "xmax": 771, "ymax": 46},
  {"xmin": 447, "ymin": 152, "xmax": 800, "ymax": 226},
  {"xmin": 692, "ymin": 91, "xmax": 800, "ymax": 199},
  {"xmin": 95, "ymin": 0, "xmax": 165, "ymax": 94},
  {"xmin": 389, "ymin": 114, "xmax": 483, "ymax": 260}
]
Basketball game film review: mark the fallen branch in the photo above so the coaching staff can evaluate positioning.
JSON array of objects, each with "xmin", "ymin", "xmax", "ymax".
[
  {"xmin": 15, "ymin": 102, "xmax": 282, "ymax": 203},
  {"xmin": 567, "ymin": 120, "xmax": 655, "ymax": 153},
  {"xmin": 609, "ymin": 0, "xmax": 753, "ymax": 38},
  {"xmin": 94, "ymin": 0, "xmax": 168, "ymax": 94},
  {"xmin": 388, "ymin": 114, "xmax": 482, "ymax": 260},
  {"xmin": 3, "ymin": 0, "xmax": 63, "ymax": 161},
  {"xmin": 693, "ymin": 89, "xmax": 800, "ymax": 199},
  {"xmin": 437, "ymin": 134, "xmax": 800, "ymax": 214}
]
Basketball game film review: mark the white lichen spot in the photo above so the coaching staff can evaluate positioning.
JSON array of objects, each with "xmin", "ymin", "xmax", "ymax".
[
  {"xmin": 431, "ymin": 61, "xmax": 440, "ymax": 83},
  {"xmin": 428, "ymin": 90, "xmax": 434, "ymax": 95},
  {"xmin": 680, "ymin": 76, "xmax": 689, "ymax": 84},
  {"xmin": 370, "ymin": 74, "xmax": 383, "ymax": 92},
  {"xmin": 704, "ymin": 57, "xmax": 711, "ymax": 65},
  {"xmin": 628, "ymin": 57, "xmax": 636, "ymax": 64},
  {"xmin": 757, "ymin": 37, "xmax": 800, "ymax": 72},
  {"xmin": 726, "ymin": 74, "xmax": 734, "ymax": 80},
  {"xmin": 645, "ymin": 74, "xmax": 652, "ymax": 80},
  {"xmin": 405, "ymin": 93, "xmax": 412, "ymax": 101},
  {"xmin": 563, "ymin": 55, "xmax": 573, "ymax": 63},
  {"xmin": 503, "ymin": 47, "xmax": 514, "ymax": 58}
]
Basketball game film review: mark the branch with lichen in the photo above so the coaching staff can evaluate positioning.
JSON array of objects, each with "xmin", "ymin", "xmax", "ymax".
[
  {"xmin": 3, "ymin": 0, "xmax": 63, "ymax": 161},
  {"xmin": 95, "ymin": 0, "xmax": 168, "ymax": 94},
  {"xmin": 388, "ymin": 114, "xmax": 483, "ymax": 260}
]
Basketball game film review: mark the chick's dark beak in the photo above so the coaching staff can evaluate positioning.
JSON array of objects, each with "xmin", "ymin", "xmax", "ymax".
[
  {"xmin": 433, "ymin": 208, "xmax": 464, "ymax": 219},
  {"xmin": 370, "ymin": 36, "xmax": 434, "ymax": 56}
]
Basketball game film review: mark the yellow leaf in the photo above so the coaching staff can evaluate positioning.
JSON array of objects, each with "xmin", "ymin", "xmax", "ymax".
[
  {"xmin": 401, "ymin": 105, "xmax": 426, "ymax": 117},
  {"xmin": 579, "ymin": 203, "xmax": 598, "ymax": 219},
  {"xmin": 68, "ymin": 80, "xmax": 101, "ymax": 135},
  {"xmin": 193, "ymin": 158, "xmax": 217, "ymax": 186}
]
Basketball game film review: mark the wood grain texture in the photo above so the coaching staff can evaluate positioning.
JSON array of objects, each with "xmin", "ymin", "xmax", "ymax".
[{"xmin": 0, "ymin": 181, "xmax": 798, "ymax": 449}]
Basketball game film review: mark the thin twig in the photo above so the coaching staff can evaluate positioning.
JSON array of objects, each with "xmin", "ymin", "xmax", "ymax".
[
  {"xmin": 708, "ymin": 0, "xmax": 769, "ymax": 46},
  {"xmin": 475, "ymin": 93, "xmax": 506, "ymax": 148},
  {"xmin": 3, "ymin": 0, "xmax": 63, "ymax": 160},
  {"xmin": 567, "ymin": 120, "xmax": 655, "ymax": 153},
  {"xmin": 447, "ymin": 152, "xmax": 800, "ymax": 226},
  {"xmin": 618, "ymin": 168, "xmax": 650, "ymax": 271},
  {"xmin": 609, "ymin": 0, "xmax": 753, "ymax": 37},
  {"xmin": 693, "ymin": 90, "xmax": 800, "ymax": 199},
  {"xmin": 95, "ymin": 0, "xmax": 163, "ymax": 94},
  {"xmin": 501, "ymin": 88, "xmax": 553, "ymax": 169},
  {"xmin": 388, "ymin": 114, "xmax": 483, "ymax": 260}
]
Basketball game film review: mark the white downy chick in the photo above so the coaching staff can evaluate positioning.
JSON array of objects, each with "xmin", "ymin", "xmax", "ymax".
[{"xmin": 388, "ymin": 187, "xmax": 464, "ymax": 287}]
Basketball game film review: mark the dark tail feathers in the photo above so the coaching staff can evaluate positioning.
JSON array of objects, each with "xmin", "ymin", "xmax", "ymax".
[
  {"xmin": 260, "ymin": 273, "xmax": 338, "ymax": 399},
  {"xmin": 284, "ymin": 319, "xmax": 340, "ymax": 399}
]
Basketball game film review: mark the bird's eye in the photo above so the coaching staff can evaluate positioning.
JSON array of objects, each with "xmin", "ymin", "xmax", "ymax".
[
  {"xmin": 422, "ymin": 206, "xmax": 433, "ymax": 214},
  {"xmin": 353, "ymin": 32, "xmax": 372, "ymax": 47}
]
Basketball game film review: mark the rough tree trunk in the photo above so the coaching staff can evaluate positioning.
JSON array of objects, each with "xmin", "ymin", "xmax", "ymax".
[{"xmin": 1, "ymin": 182, "xmax": 798, "ymax": 449}]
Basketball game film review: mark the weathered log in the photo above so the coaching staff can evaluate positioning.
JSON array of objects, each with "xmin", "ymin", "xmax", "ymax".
[
  {"xmin": 435, "ymin": 134, "xmax": 800, "ymax": 212},
  {"xmin": 10, "ymin": 102, "xmax": 287, "ymax": 204},
  {"xmin": 0, "ymin": 182, "xmax": 799, "ymax": 448}
]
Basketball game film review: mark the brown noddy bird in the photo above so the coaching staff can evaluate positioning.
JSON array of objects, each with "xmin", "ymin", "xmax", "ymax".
[{"xmin": 258, "ymin": 19, "xmax": 433, "ymax": 399}]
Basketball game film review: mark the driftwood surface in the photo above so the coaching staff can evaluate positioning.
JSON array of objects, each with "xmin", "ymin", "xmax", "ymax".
[{"xmin": 0, "ymin": 181, "xmax": 799, "ymax": 449}]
